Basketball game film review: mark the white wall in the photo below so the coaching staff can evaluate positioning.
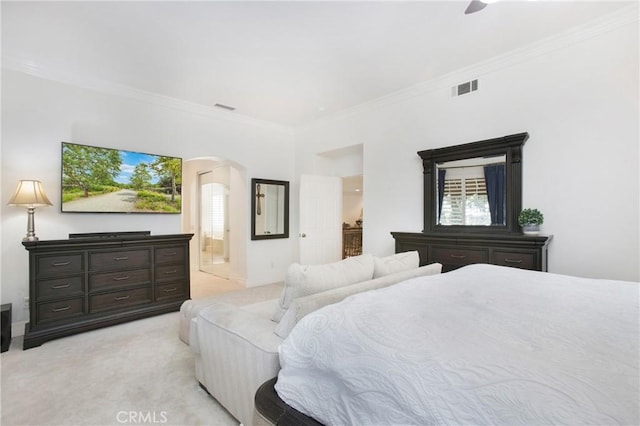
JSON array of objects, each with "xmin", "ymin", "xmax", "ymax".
[
  {"xmin": 1, "ymin": 69, "xmax": 296, "ymax": 327},
  {"xmin": 294, "ymin": 14, "xmax": 639, "ymax": 282}
]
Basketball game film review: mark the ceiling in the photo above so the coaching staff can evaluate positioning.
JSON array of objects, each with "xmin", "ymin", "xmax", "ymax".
[{"xmin": 1, "ymin": 1, "xmax": 634, "ymax": 127}]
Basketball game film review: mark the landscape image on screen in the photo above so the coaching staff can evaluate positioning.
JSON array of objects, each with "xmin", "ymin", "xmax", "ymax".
[{"xmin": 61, "ymin": 142, "xmax": 182, "ymax": 213}]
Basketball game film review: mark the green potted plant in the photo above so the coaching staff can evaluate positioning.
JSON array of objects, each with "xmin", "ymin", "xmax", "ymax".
[{"xmin": 518, "ymin": 208, "xmax": 544, "ymax": 235}]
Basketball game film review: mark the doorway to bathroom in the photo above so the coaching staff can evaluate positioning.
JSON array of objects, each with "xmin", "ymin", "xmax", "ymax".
[{"xmin": 198, "ymin": 168, "xmax": 230, "ymax": 278}]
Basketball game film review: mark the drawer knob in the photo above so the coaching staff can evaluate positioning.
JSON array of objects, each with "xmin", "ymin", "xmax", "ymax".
[
  {"xmin": 163, "ymin": 270, "xmax": 177, "ymax": 275},
  {"xmin": 163, "ymin": 287, "xmax": 178, "ymax": 293},
  {"xmin": 504, "ymin": 258, "xmax": 523, "ymax": 264},
  {"xmin": 113, "ymin": 256, "xmax": 129, "ymax": 261},
  {"xmin": 163, "ymin": 252, "xmax": 177, "ymax": 256},
  {"xmin": 51, "ymin": 283, "xmax": 71, "ymax": 289},
  {"xmin": 52, "ymin": 261, "xmax": 71, "ymax": 267},
  {"xmin": 52, "ymin": 305, "xmax": 71, "ymax": 312},
  {"xmin": 114, "ymin": 295, "xmax": 130, "ymax": 301}
]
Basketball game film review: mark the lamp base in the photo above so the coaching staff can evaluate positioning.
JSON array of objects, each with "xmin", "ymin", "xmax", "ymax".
[{"xmin": 23, "ymin": 207, "xmax": 40, "ymax": 242}]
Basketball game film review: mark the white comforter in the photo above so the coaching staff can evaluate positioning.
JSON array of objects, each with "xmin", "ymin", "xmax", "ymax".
[{"xmin": 275, "ymin": 264, "xmax": 639, "ymax": 426}]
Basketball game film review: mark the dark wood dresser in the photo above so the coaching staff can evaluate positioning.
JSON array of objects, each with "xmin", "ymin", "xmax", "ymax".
[
  {"xmin": 393, "ymin": 133, "xmax": 553, "ymax": 274},
  {"xmin": 22, "ymin": 232, "xmax": 193, "ymax": 349},
  {"xmin": 392, "ymin": 232, "xmax": 552, "ymax": 272}
]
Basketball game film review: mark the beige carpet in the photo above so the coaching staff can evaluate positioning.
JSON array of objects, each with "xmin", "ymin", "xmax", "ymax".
[
  {"xmin": 0, "ymin": 271, "xmax": 283, "ymax": 426},
  {"xmin": 1, "ymin": 312, "xmax": 239, "ymax": 426}
]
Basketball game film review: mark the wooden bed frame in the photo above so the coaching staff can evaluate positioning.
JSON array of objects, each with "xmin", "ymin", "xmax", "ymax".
[{"xmin": 254, "ymin": 378, "xmax": 323, "ymax": 426}]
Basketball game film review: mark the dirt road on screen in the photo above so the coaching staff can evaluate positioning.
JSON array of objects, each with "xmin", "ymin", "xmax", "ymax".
[{"xmin": 62, "ymin": 189, "xmax": 138, "ymax": 212}]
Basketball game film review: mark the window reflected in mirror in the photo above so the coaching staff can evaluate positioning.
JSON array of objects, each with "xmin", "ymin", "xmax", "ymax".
[
  {"xmin": 436, "ymin": 155, "xmax": 505, "ymax": 226},
  {"xmin": 251, "ymin": 178, "xmax": 289, "ymax": 240}
]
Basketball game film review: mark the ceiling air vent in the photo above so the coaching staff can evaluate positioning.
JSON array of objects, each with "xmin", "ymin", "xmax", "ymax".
[
  {"xmin": 451, "ymin": 79, "xmax": 478, "ymax": 97},
  {"xmin": 214, "ymin": 103, "xmax": 236, "ymax": 111}
]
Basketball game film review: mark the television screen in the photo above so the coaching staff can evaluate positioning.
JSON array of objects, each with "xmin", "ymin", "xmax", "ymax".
[{"xmin": 61, "ymin": 142, "xmax": 182, "ymax": 214}]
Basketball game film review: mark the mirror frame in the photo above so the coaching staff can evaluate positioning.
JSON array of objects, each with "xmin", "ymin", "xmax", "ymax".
[
  {"xmin": 251, "ymin": 178, "xmax": 290, "ymax": 240},
  {"xmin": 418, "ymin": 132, "xmax": 529, "ymax": 234}
]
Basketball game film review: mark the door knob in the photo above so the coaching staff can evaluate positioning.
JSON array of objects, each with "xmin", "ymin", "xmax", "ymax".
[{"xmin": 299, "ymin": 233, "xmax": 307, "ymax": 238}]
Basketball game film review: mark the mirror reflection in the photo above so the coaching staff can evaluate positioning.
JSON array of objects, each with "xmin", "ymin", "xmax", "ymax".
[
  {"xmin": 436, "ymin": 155, "xmax": 506, "ymax": 226},
  {"xmin": 251, "ymin": 178, "xmax": 289, "ymax": 240},
  {"xmin": 256, "ymin": 183, "xmax": 284, "ymax": 234}
]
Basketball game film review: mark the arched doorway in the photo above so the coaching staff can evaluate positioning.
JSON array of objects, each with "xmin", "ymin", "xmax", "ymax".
[{"xmin": 182, "ymin": 157, "xmax": 247, "ymax": 296}]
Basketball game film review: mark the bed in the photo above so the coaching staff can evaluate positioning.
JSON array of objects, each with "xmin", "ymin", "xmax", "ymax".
[{"xmin": 266, "ymin": 264, "xmax": 639, "ymax": 425}]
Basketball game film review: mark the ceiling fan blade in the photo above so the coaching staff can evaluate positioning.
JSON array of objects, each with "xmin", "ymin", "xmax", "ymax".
[{"xmin": 465, "ymin": 0, "xmax": 488, "ymax": 14}]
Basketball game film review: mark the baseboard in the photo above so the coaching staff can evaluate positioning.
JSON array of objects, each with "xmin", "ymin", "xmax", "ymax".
[
  {"xmin": 12, "ymin": 321, "xmax": 26, "ymax": 337},
  {"xmin": 230, "ymin": 274, "xmax": 248, "ymax": 288}
]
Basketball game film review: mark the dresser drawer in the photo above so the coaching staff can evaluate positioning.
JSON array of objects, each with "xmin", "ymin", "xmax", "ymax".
[
  {"xmin": 89, "ymin": 249, "xmax": 150, "ymax": 272},
  {"xmin": 37, "ymin": 276, "xmax": 83, "ymax": 300},
  {"xmin": 89, "ymin": 268, "xmax": 151, "ymax": 292},
  {"xmin": 155, "ymin": 246, "xmax": 185, "ymax": 264},
  {"xmin": 431, "ymin": 246, "xmax": 489, "ymax": 266},
  {"xmin": 155, "ymin": 282, "xmax": 186, "ymax": 302},
  {"xmin": 89, "ymin": 287, "xmax": 152, "ymax": 313},
  {"xmin": 37, "ymin": 298, "xmax": 84, "ymax": 323},
  {"xmin": 155, "ymin": 264, "xmax": 186, "ymax": 283},
  {"xmin": 493, "ymin": 251, "xmax": 535, "ymax": 270},
  {"xmin": 37, "ymin": 254, "xmax": 83, "ymax": 277}
]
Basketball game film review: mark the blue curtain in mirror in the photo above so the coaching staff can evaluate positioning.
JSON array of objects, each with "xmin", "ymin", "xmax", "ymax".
[
  {"xmin": 437, "ymin": 169, "xmax": 446, "ymax": 223},
  {"xmin": 484, "ymin": 164, "xmax": 505, "ymax": 225}
]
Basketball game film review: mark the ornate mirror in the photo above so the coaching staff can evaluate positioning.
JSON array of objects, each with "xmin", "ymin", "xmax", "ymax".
[
  {"xmin": 418, "ymin": 132, "xmax": 528, "ymax": 234},
  {"xmin": 251, "ymin": 178, "xmax": 290, "ymax": 240}
]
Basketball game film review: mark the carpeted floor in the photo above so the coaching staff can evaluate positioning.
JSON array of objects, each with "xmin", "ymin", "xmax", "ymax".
[
  {"xmin": 0, "ymin": 271, "xmax": 283, "ymax": 426},
  {"xmin": 0, "ymin": 312, "xmax": 239, "ymax": 426}
]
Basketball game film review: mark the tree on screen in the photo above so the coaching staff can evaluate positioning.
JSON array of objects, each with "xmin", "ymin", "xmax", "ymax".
[
  {"xmin": 62, "ymin": 144, "xmax": 122, "ymax": 197},
  {"xmin": 151, "ymin": 157, "xmax": 181, "ymax": 201},
  {"xmin": 131, "ymin": 163, "xmax": 152, "ymax": 190}
]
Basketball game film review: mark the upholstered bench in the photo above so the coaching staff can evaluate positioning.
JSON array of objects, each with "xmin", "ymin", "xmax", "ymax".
[
  {"xmin": 178, "ymin": 282, "xmax": 282, "ymax": 345},
  {"xmin": 181, "ymin": 252, "xmax": 442, "ymax": 425}
]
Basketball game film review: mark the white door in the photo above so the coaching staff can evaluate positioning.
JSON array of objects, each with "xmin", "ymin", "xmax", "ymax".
[{"xmin": 299, "ymin": 175, "xmax": 342, "ymax": 265}]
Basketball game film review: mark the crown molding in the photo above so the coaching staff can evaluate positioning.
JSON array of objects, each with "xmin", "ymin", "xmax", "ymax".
[
  {"xmin": 298, "ymin": 3, "xmax": 639, "ymax": 131},
  {"xmin": 1, "ymin": 55, "xmax": 292, "ymax": 134},
  {"xmin": 2, "ymin": 3, "xmax": 636, "ymax": 134}
]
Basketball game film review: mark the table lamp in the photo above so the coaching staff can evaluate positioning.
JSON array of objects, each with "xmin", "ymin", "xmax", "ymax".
[{"xmin": 7, "ymin": 180, "xmax": 53, "ymax": 241}]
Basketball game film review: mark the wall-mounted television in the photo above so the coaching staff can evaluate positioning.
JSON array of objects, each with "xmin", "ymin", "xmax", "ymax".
[{"xmin": 61, "ymin": 142, "xmax": 182, "ymax": 214}]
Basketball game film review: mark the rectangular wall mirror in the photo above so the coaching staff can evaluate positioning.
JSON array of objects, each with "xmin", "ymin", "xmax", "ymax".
[
  {"xmin": 418, "ymin": 132, "xmax": 528, "ymax": 234},
  {"xmin": 251, "ymin": 178, "xmax": 289, "ymax": 240}
]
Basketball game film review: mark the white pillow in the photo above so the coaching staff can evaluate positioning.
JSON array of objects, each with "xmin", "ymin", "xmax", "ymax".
[
  {"xmin": 373, "ymin": 251, "xmax": 419, "ymax": 278},
  {"xmin": 271, "ymin": 253, "xmax": 374, "ymax": 322},
  {"xmin": 273, "ymin": 262, "xmax": 443, "ymax": 339}
]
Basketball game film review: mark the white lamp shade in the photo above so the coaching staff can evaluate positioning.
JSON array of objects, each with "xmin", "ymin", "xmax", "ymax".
[{"xmin": 7, "ymin": 180, "xmax": 53, "ymax": 208}]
